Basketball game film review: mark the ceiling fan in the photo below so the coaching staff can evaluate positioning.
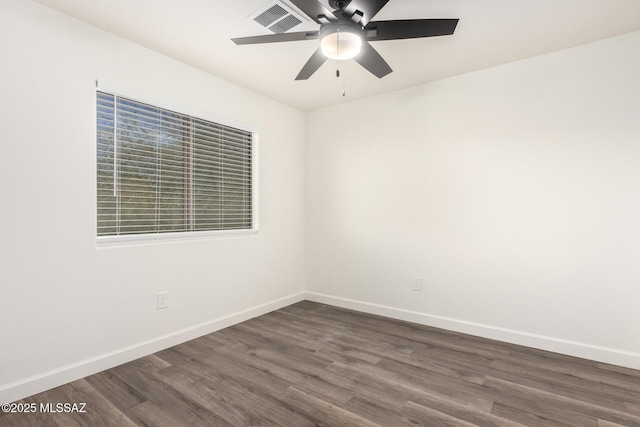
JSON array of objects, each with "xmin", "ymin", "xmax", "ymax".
[{"xmin": 232, "ymin": 0, "xmax": 459, "ymax": 80}]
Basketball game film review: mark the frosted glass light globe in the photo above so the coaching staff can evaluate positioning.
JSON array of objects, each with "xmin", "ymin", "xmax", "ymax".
[{"xmin": 320, "ymin": 31, "xmax": 363, "ymax": 60}]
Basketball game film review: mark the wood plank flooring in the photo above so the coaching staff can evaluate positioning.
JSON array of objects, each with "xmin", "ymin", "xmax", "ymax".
[{"xmin": 2, "ymin": 301, "xmax": 639, "ymax": 426}]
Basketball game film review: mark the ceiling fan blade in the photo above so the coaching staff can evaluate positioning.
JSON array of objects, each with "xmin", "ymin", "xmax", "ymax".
[
  {"xmin": 290, "ymin": 0, "xmax": 337, "ymax": 23},
  {"xmin": 340, "ymin": 0, "xmax": 390, "ymax": 26},
  {"xmin": 365, "ymin": 19, "xmax": 459, "ymax": 41},
  {"xmin": 353, "ymin": 42, "xmax": 392, "ymax": 78},
  {"xmin": 232, "ymin": 31, "xmax": 319, "ymax": 45},
  {"xmin": 296, "ymin": 48, "xmax": 328, "ymax": 80}
]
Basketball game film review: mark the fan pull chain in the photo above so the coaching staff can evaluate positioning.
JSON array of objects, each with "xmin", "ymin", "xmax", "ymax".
[
  {"xmin": 335, "ymin": 33, "xmax": 346, "ymax": 96},
  {"xmin": 336, "ymin": 32, "xmax": 341, "ymax": 78},
  {"xmin": 335, "ymin": 63, "xmax": 346, "ymax": 96}
]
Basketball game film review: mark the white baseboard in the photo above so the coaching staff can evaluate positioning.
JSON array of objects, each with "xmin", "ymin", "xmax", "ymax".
[
  {"xmin": 305, "ymin": 292, "xmax": 640, "ymax": 371},
  {"xmin": 0, "ymin": 292, "xmax": 305, "ymax": 404},
  {"xmin": 4, "ymin": 290, "xmax": 638, "ymax": 404}
]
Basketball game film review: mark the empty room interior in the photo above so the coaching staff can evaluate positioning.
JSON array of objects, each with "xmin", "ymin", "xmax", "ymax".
[{"xmin": 1, "ymin": 0, "xmax": 640, "ymax": 425}]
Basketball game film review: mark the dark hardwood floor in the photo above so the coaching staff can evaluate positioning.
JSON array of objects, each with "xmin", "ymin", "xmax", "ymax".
[{"xmin": 2, "ymin": 301, "xmax": 639, "ymax": 426}]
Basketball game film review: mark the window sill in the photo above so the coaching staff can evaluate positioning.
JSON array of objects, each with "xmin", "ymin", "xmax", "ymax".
[{"xmin": 96, "ymin": 229, "xmax": 258, "ymax": 248}]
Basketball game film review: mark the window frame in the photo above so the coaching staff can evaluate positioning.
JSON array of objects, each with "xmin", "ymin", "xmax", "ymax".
[{"xmin": 95, "ymin": 81, "xmax": 259, "ymax": 247}]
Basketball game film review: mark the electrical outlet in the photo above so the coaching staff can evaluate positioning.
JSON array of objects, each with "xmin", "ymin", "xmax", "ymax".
[
  {"xmin": 412, "ymin": 277, "xmax": 423, "ymax": 291},
  {"xmin": 157, "ymin": 291, "xmax": 169, "ymax": 309}
]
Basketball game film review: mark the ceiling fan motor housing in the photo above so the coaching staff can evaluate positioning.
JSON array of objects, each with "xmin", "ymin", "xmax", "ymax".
[{"xmin": 329, "ymin": 0, "xmax": 352, "ymax": 11}]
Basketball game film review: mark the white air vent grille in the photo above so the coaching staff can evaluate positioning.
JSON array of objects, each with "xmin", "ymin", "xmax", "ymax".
[
  {"xmin": 269, "ymin": 14, "xmax": 303, "ymax": 33},
  {"xmin": 254, "ymin": 4, "xmax": 288, "ymax": 28},
  {"xmin": 249, "ymin": 1, "xmax": 307, "ymax": 34}
]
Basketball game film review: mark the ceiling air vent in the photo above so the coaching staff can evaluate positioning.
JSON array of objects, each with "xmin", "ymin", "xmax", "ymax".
[{"xmin": 249, "ymin": 1, "xmax": 307, "ymax": 34}]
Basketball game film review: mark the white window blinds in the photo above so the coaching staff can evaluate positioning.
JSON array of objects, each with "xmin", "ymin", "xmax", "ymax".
[{"xmin": 97, "ymin": 90, "xmax": 254, "ymax": 239}]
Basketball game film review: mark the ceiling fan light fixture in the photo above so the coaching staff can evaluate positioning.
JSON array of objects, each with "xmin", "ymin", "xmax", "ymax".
[
  {"xmin": 320, "ymin": 29, "xmax": 362, "ymax": 60},
  {"xmin": 233, "ymin": 0, "xmax": 460, "ymax": 81}
]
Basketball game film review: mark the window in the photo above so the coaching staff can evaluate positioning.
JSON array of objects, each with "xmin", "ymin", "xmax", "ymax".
[{"xmin": 96, "ymin": 84, "xmax": 256, "ymax": 245}]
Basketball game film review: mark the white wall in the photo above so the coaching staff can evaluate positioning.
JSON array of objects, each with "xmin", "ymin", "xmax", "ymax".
[
  {"xmin": 0, "ymin": 0, "xmax": 306, "ymax": 402},
  {"xmin": 306, "ymin": 31, "xmax": 640, "ymax": 368}
]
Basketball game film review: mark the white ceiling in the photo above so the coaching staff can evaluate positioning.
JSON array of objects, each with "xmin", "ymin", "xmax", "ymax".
[{"xmin": 34, "ymin": 0, "xmax": 640, "ymax": 111}]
